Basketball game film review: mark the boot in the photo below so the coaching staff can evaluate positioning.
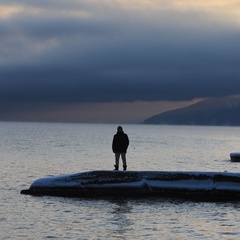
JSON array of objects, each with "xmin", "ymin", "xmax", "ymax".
[
  {"xmin": 114, "ymin": 165, "xmax": 119, "ymax": 171},
  {"xmin": 123, "ymin": 165, "xmax": 127, "ymax": 171}
]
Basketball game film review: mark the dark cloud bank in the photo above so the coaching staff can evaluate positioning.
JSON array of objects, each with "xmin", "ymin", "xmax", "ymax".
[
  {"xmin": 1, "ymin": 66, "xmax": 240, "ymax": 103},
  {"xmin": 1, "ymin": 1, "xmax": 240, "ymax": 108}
]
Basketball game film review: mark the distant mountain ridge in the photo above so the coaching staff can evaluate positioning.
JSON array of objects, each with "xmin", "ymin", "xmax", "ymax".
[{"xmin": 143, "ymin": 96, "xmax": 240, "ymax": 126}]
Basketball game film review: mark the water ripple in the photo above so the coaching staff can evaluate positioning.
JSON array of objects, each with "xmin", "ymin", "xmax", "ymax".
[{"xmin": 1, "ymin": 123, "xmax": 240, "ymax": 239}]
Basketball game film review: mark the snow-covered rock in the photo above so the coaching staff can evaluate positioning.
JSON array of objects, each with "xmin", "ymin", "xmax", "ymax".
[
  {"xmin": 21, "ymin": 170, "xmax": 240, "ymax": 200},
  {"xmin": 230, "ymin": 152, "xmax": 240, "ymax": 162}
]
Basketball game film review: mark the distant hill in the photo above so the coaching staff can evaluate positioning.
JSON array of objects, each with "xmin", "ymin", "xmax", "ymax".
[{"xmin": 143, "ymin": 96, "xmax": 240, "ymax": 126}]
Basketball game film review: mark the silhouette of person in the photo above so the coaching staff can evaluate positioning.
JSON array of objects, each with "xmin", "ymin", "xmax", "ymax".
[{"xmin": 112, "ymin": 126, "xmax": 129, "ymax": 171}]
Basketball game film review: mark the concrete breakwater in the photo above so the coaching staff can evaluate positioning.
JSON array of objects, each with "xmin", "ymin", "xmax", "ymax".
[{"xmin": 21, "ymin": 170, "xmax": 240, "ymax": 200}]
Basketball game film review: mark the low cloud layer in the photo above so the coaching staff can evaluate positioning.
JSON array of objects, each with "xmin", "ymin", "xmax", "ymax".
[{"xmin": 1, "ymin": 1, "xmax": 240, "ymax": 105}]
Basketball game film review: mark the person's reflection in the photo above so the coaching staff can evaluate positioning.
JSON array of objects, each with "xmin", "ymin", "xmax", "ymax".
[{"xmin": 109, "ymin": 199, "xmax": 133, "ymax": 237}]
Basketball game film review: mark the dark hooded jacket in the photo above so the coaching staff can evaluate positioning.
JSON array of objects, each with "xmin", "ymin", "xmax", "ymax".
[{"xmin": 112, "ymin": 131, "xmax": 129, "ymax": 153}]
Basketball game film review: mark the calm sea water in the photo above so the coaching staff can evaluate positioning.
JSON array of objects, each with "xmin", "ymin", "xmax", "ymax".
[{"xmin": 1, "ymin": 122, "xmax": 240, "ymax": 239}]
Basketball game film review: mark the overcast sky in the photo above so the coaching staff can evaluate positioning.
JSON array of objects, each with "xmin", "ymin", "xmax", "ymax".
[{"xmin": 1, "ymin": 1, "xmax": 240, "ymax": 123}]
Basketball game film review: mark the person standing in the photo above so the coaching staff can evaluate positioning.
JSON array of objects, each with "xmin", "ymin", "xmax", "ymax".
[{"xmin": 112, "ymin": 126, "xmax": 129, "ymax": 171}]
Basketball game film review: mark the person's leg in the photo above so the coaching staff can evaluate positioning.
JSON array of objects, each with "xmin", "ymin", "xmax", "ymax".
[
  {"xmin": 114, "ymin": 153, "xmax": 120, "ymax": 170},
  {"xmin": 121, "ymin": 153, "xmax": 127, "ymax": 170}
]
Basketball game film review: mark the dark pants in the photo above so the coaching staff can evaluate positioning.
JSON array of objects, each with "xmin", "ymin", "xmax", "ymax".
[{"xmin": 115, "ymin": 152, "xmax": 127, "ymax": 167}]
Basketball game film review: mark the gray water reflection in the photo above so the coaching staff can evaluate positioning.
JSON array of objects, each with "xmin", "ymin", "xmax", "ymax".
[
  {"xmin": 108, "ymin": 199, "xmax": 133, "ymax": 238},
  {"xmin": 2, "ymin": 123, "xmax": 240, "ymax": 239},
  {"xmin": 105, "ymin": 198, "xmax": 240, "ymax": 240}
]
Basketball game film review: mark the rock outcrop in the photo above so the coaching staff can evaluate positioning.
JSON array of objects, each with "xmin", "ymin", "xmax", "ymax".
[{"xmin": 21, "ymin": 170, "xmax": 240, "ymax": 200}]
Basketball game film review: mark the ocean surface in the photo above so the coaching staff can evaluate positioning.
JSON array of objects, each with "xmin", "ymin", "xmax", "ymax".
[{"xmin": 1, "ymin": 122, "xmax": 240, "ymax": 239}]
